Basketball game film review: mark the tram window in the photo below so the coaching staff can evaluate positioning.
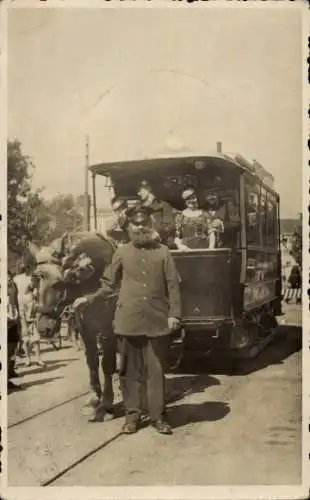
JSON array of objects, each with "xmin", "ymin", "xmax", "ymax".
[
  {"xmin": 266, "ymin": 195, "xmax": 277, "ymax": 247},
  {"xmin": 245, "ymin": 185, "xmax": 260, "ymax": 245},
  {"xmin": 260, "ymin": 188, "xmax": 268, "ymax": 247}
]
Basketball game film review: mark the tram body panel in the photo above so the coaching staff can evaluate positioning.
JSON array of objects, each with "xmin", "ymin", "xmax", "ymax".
[
  {"xmin": 171, "ymin": 249, "xmax": 233, "ymax": 322},
  {"xmin": 243, "ymin": 247, "xmax": 280, "ymax": 312}
]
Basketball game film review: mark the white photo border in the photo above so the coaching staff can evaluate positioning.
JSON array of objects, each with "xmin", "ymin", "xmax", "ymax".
[{"xmin": 0, "ymin": 1, "xmax": 309, "ymax": 499}]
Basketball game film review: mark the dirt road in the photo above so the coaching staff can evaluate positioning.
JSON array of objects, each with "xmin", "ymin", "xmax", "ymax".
[{"xmin": 8, "ymin": 305, "xmax": 302, "ymax": 486}]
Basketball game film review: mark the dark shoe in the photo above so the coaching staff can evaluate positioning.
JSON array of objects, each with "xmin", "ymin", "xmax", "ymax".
[
  {"xmin": 9, "ymin": 370, "xmax": 20, "ymax": 378},
  {"xmin": 151, "ymin": 419, "xmax": 173, "ymax": 435},
  {"xmin": 122, "ymin": 421, "xmax": 138, "ymax": 434}
]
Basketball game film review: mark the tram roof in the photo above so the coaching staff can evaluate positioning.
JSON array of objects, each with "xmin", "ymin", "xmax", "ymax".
[
  {"xmin": 90, "ymin": 153, "xmax": 239, "ymax": 176},
  {"xmin": 89, "ymin": 153, "xmax": 278, "ymax": 195}
]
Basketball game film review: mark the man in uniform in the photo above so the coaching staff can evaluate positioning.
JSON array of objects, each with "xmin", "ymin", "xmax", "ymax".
[
  {"xmin": 137, "ymin": 180, "xmax": 178, "ymax": 249},
  {"xmin": 105, "ymin": 197, "xmax": 130, "ymax": 246},
  {"xmin": 76, "ymin": 205, "xmax": 181, "ymax": 434}
]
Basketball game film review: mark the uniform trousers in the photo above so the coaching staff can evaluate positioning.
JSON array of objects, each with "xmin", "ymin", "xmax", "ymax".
[{"xmin": 118, "ymin": 334, "xmax": 170, "ymax": 423}]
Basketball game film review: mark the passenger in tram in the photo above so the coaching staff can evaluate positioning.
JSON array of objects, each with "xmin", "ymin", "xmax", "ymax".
[
  {"xmin": 175, "ymin": 187, "xmax": 221, "ymax": 250},
  {"xmin": 105, "ymin": 197, "xmax": 130, "ymax": 246},
  {"xmin": 137, "ymin": 180, "xmax": 178, "ymax": 249},
  {"xmin": 204, "ymin": 193, "xmax": 225, "ymax": 248}
]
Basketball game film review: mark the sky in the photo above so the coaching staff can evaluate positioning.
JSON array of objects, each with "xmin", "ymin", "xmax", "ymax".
[{"xmin": 8, "ymin": 5, "xmax": 304, "ymax": 217}]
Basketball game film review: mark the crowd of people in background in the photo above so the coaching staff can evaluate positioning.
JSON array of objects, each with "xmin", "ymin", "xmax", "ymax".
[
  {"xmin": 280, "ymin": 235, "xmax": 302, "ymax": 304},
  {"xmin": 7, "ymin": 262, "xmax": 49, "ymax": 391}
]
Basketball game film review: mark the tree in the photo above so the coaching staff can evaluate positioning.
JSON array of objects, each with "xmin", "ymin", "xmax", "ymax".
[
  {"xmin": 43, "ymin": 194, "xmax": 83, "ymax": 243},
  {"xmin": 8, "ymin": 140, "xmax": 84, "ymax": 272},
  {"xmin": 7, "ymin": 139, "xmax": 49, "ymax": 270}
]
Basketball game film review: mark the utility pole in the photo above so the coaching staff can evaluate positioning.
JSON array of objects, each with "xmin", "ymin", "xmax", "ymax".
[{"xmin": 84, "ymin": 135, "xmax": 90, "ymax": 231}]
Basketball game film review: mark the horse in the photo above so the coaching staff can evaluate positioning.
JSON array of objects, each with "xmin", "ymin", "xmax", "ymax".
[{"xmin": 28, "ymin": 231, "xmax": 118, "ymax": 421}]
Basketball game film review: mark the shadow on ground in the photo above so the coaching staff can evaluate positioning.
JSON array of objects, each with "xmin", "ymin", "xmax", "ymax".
[
  {"xmin": 16, "ymin": 360, "xmax": 77, "ymax": 377},
  {"xmin": 183, "ymin": 324, "xmax": 302, "ymax": 376},
  {"xmin": 8, "ymin": 376, "xmax": 65, "ymax": 392},
  {"xmin": 46, "ymin": 357, "xmax": 80, "ymax": 365},
  {"xmin": 166, "ymin": 374, "xmax": 220, "ymax": 404},
  {"xmin": 41, "ymin": 344, "xmax": 75, "ymax": 354},
  {"xmin": 167, "ymin": 400, "xmax": 230, "ymax": 428}
]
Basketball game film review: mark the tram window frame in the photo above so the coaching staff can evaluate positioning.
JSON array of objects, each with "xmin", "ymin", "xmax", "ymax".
[
  {"xmin": 245, "ymin": 178, "xmax": 261, "ymax": 246},
  {"xmin": 259, "ymin": 187, "xmax": 268, "ymax": 247},
  {"xmin": 266, "ymin": 192, "xmax": 278, "ymax": 248}
]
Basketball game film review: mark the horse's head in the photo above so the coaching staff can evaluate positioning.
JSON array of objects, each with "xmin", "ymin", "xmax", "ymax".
[
  {"xmin": 28, "ymin": 231, "xmax": 116, "ymax": 336},
  {"xmin": 28, "ymin": 241, "xmax": 67, "ymax": 336}
]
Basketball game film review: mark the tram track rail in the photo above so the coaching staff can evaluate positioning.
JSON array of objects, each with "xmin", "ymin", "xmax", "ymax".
[
  {"xmin": 8, "ymin": 353, "xmax": 265, "ymax": 486},
  {"xmin": 39, "ymin": 376, "xmax": 239, "ymax": 487},
  {"xmin": 8, "ymin": 390, "xmax": 90, "ymax": 428},
  {"xmin": 41, "ymin": 430, "xmax": 124, "ymax": 486}
]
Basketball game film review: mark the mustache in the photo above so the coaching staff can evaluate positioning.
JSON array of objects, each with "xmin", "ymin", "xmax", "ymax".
[
  {"xmin": 130, "ymin": 225, "xmax": 152, "ymax": 233},
  {"xmin": 128, "ymin": 226, "xmax": 156, "ymax": 246}
]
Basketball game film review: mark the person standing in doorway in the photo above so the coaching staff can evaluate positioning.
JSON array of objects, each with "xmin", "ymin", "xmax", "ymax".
[
  {"xmin": 75, "ymin": 205, "xmax": 181, "ymax": 434},
  {"xmin": 105, "ymin": 197, "xmax": 130, "ymax": 246},
  {"xmin": 137, "ymin": 180, "xmax": 178, "ymax": 249}
]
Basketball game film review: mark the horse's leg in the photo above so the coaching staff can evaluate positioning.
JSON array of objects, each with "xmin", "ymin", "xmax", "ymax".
[
  {"xmin": 76, "ymin": 311, "xmax": 102, "ymax": 414},
  {"xmin": 70, "ymin": 314, "xmax": 81, "ymax": 350},
  {"xmin": 74, "ymin": 322, "xmax": 82, "ymax": 350},
  {"xmin": 87, "ymin": 331, "xmax": 117, "ymax": 422},
  {"xmin": 99, "ymin": 333, "xmax": 117, "ymax": 412}
]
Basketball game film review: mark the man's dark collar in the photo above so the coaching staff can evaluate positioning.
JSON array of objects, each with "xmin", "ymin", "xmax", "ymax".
[{"xmin": 131, "ymin": 240, "xmax": 160, "ymax": 250}]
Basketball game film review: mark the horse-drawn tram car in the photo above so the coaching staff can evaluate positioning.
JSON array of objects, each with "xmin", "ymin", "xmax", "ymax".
[{"xmin": 89, "ymin": 152, "xmax": 282, "ymax": 368}]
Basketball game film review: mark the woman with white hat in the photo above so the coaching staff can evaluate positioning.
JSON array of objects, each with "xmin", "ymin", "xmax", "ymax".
[{"xmin": 175, "ymin": 187, "xmax": 216, "ymax": 250}]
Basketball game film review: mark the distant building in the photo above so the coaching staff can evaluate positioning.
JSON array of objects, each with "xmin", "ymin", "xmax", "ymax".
[{"xmin": 89, "ymin": 207, "xmax": 114, "ymax": 233}]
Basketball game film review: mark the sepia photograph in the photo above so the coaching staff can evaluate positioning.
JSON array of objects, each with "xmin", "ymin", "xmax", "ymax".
[{"xmin": 3, "ymin": 1, "xmax": 308, "ymax": 498}]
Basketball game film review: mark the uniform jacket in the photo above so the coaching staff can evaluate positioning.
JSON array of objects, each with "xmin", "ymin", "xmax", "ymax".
[
  {"xmin": 91, "ymin": 241, "xmax": 181, "ymax": 337},
  {"xmin": 146, "ymin": 199, "xmax": 179, "ymax": 249}
]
